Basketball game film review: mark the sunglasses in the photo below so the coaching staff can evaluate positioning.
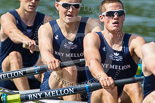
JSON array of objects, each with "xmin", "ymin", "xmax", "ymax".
[
  {"xmin": 101, "ymin": 9, "xmax": 125, "ymax": 17},
  {"xmin": 57, "ymin": 2, "xmax": 82, "ymax": 9}
]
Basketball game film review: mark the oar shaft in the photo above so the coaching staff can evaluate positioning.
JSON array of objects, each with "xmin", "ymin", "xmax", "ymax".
[
  {"xmin": 0, "ymin": 59, "xmax": 85, "ymax": 81},
  {"xmin": 18, "ymin": 77, "xmax": 143, "ymax": 101},
  {"xmin": 114, "ymin": 76, "xmax": 144, "ymax": 86}
]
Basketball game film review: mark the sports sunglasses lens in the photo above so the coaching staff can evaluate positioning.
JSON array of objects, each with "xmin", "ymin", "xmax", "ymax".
[
  {"xmin": 73, "ymin": 4, "xmax": 80, "ymax": 9},
  {"xmin": 62, "ymin": 3, "xmax": 71, "ymax": 9},
  {"xmin": 118, "ymin": 11, "xmax": 125, "ymax": 16},
  {"xmin": 106, "ymin": 11, "xmax": 115, "ymax": 17}
]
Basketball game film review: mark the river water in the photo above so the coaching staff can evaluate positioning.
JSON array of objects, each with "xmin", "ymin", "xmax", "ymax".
[{"xmin": 0, "ymin": 0, "xmax": 154, "ymax": 42}]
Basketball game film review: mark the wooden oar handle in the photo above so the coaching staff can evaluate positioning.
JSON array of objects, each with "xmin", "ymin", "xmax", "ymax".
[{"xmin": 22, "ymin": 43, "xmax": 40, "ymax": 52}]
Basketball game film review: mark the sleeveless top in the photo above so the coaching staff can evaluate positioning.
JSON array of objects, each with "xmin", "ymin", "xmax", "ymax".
[
  {"xmin": 0, "ymin": 10, "xmax": 45, "ymax": 72},
  {"xmin": 43, "ymin": 17, "xmax": 88, "ymax": 80},
  {"xmin": 86, "ymin": 32, "xmax": 138, "ymax": 80},
  {"xmin": 51, "ymin": 17, "xmax": 88, "ymax": 62},
  {"xmin": 143, "ymin": 41, "xmax": 155, "ymax": 98},
  {"xmin": 86, "ymin": 32, "xmax": 138, "ymax": 97}
]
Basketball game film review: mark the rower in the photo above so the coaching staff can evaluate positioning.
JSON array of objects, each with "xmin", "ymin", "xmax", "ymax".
[
  {"xmin": 0, "ymin": 0, "xmax": 53, "ymax": 90},
  {"xmin": 84, "ymin": 0, "xmax": 145, "ymax": 103},
  {"xmin": 38, "ymin": 0, "xmax": 102, "ymax": 101},
  {"xmin": 142, "ymin": 41, "xmax": 155, "ymax": 103}
]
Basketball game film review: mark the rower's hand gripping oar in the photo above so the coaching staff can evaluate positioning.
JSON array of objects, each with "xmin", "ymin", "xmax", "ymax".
[
  {"xmin": 22, "ymin": 43, "xmax": 39, "ymax": 52},
  {"xmin": 0, "ymin": 59, "xmax": 85, "ymax": 81},
  {"xmin": 1, "ymin": 77, "xmax": 144, "ymax": 103}
]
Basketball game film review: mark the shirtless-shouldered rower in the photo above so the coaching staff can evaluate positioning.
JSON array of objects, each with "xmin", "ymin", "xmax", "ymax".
[
  {"xmin": 0, "ymin": 0, "xmax": 53, "ymax": 90},
  {"xmin": 142, "ymin": 41, "xmax": 155, "ymax": 103},
  {"xmin": 84, "ymin": 0, "xmax": 145, "ymax": 103},
  {"xmin": 38, "ymin": 0, "xmax": 102, "ymax": 101}
]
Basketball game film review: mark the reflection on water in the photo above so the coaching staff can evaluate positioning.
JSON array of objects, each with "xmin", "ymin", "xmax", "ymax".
[{"xmin": 0, "ymin": 0, "xmax": 154, "ymax": 42}]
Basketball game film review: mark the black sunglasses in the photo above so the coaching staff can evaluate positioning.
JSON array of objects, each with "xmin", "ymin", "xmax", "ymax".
[
  {"xmin": 57, "ymin": 2, "xmax": 81, "ymax": 9},
  {"xmin": 102, "ymin": 9, "xmax": 125, "ymax": 17}
]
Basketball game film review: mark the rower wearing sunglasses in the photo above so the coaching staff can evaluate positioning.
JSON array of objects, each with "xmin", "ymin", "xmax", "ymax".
[
  {"xmin": 38, "ymin": 0, "xmax": 102, "ymax": 101},
  {"xmin": 141, "ymin": 42, "xmax": 155, "ymax": 103},
  {"xmin": 84, "ymin": 0, "xmax": 145, "ymax": 103}
]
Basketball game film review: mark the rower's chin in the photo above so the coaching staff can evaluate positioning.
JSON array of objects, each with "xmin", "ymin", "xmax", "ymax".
[
  {"xmin": 65, "ymin": 16, "xmax": 78, "ymax": 23},
  {"xmin": 111, "ymin": 27, "xmax": 121, "ymax": 32}
]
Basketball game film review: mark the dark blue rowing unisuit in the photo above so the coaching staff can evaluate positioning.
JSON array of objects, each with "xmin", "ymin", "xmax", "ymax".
[
  {"xmin": 0, "ymin": 9, "xmax": 45, "ymax": 90},
  {"xmin": 86, "ymin": 32, "xmax": 138, "ymax": 102},
  {"xmin": 143, "ymin": 41, "xmax": 155, "ymax": 98},
  {"xmin": 40, "ymin": 17, "xmax": 89, "ymax": 91},
  {"xmin": 144, "ymin": 74, "xmax": 155, "ymax": 98}
]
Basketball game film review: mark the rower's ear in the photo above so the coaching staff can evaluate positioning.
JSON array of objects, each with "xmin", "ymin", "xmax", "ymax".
[
  {"xmin": 55, "ymin": 1, "xmax": 59, "ymax": 10},
  {"xmin": 99, "ymin": 15, "xmax": 104, "ymax": 23}
]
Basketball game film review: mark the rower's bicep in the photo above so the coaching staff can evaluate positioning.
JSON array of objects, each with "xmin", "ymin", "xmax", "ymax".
[
  {"xmin": 38, "ymin": 23, "xmax": 53, "ymax": 52},
  {"xmin": 142, "ymin": 43, "xmax": 155, "ymax": 74},
  {"xmin": 84, "ymin": 33, "xmax": 101, "ymax": 62},
  {"xmin": 1, "ymin": 13, "xmax": 18, "ymax": 36}
]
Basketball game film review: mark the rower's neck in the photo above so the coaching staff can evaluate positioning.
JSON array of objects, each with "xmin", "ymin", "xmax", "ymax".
[
  {"xmin": 102, "ymin": 30, "xmax": 124, "ymax": 50},
  {"xmin": 57, "ymin": 19, "xmax": 81, "ymax": 41},
  {"xmin": 16, "ymin": 9, "xmax": 37, "ymax": 26},
  {"xmin": 58, "ymin": 19, "xmax": 80, "ymax": 33}
]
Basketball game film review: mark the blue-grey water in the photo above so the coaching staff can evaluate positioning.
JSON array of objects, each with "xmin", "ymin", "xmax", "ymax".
[{"xmin": 0, "ymin": 0, "xmax": 155, "ymax": 43}]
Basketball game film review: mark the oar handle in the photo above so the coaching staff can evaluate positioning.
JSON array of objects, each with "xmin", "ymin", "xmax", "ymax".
[
  {"xmin": 22, "ymin": 43, "xmax": 40, "ymax": 52},
  {"xmin": 88, "ymin": 77, "xmax": 144, "ymax": 92},
  {"xmin": 0, "ymin": 59, "xmax": 85, "ymax": 81},
  {"xmin": 114, "ymin": 76, "xmax": 144, "ymax": 86},
  {"xmin": 60, "ymin": 58, "xmax": 85, "ymax": 67},
  {"xmin": 17, "ymin": 77, "xmax": 143, "ymax": 101}
]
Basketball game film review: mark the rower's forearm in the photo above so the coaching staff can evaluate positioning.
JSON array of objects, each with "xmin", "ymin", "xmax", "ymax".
[
  {"xmin": 8, "ymin": 29, "xmax": 29, "ymax": 44},
  {"xmin": 40, "ymin": 50, "xmax": 55, "ymax": 64},
  {"xmin": 144, "ymin": 56, "xmax": 155, "ymax": 75},
  {"xmin": 148, "ymin": 61, "xmax": 155, "ymax": 75},
  {"xmin": 88, "ymin": 59, "xmax": 107, "ymax": 80}
]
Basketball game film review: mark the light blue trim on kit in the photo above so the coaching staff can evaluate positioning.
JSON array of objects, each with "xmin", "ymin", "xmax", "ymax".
[
  {"xmin": 34, "ymin": 66, "xmax": 38, "ymax": 74},
  {"xmin": 85, "ymin": 84, "xmax": 89, "ymax": 92},
  {"xmin": 2, "ymin": 93, "xmax": 7, "ymax": 103}
]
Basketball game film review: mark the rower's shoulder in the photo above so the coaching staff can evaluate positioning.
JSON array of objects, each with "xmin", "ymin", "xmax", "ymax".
[
  {"xmin": 84, "ymin": 32, "xmax": 100, "ymax": 42},
  {"xmin": 39, "ymin": 21, "xmax": 52, "ymax": 31},
  {"xmin": 84, "ymin": 17, "xmax": 102, "ymax": 33},
  {"xmin": 129, "ymin": 34, "xmax": 144, "ymax": 40},
  {"xmin": 43, "ymin": 15, "xmax": 53, "ymax": 24},
  {"xmin": 84, "ymin": 32, "xmax": 101, "ymax": 51},
  {"xmin": 142, "ymin": 42, "xmax": 155, "ymax": 53},
  {"xmin": 1, "ymin": 12, "xmax": 15, "ymax": 21},
  {"xmin": 129, "ymin": 34, "xmax": 146, "ymax": 46}
]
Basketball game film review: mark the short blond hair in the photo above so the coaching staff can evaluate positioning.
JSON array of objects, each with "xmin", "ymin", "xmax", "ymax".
[{"xmin": 100, "ymin": 0, "xmax": 124, "ymax": 13}]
